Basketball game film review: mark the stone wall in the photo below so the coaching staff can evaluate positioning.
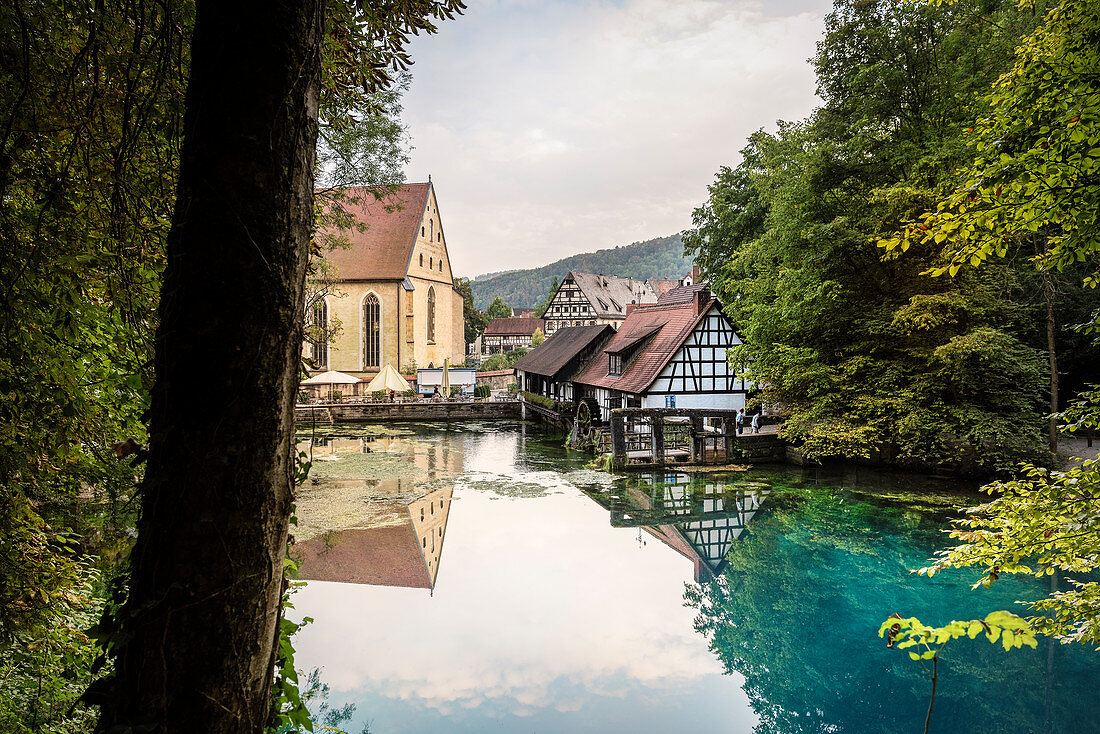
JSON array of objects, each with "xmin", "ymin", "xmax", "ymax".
[{"xmin": 295, "ymin": 400, "xmax": 521, "ymax": 424}]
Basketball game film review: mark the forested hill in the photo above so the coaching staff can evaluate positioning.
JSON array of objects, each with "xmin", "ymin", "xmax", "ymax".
[{"xmin": 470, "ymin": 233, "xmax": 689, "ymax": 309}]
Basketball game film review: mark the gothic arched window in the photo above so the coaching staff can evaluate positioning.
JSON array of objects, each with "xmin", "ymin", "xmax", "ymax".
[
  {"xmin": 427, "ymin": 286, "xmax": 436, "ymax": 344},
  {"xmin": 309, "ymin": 298, "xmax": 328, "ymax": 367},
  {"xmin": 362, "ymin": 293, "xmax": 381, "ymax": 369}
]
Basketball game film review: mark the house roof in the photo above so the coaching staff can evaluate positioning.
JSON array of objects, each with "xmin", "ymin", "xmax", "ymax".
[
  {"xmin": 657, "ymin": 282, "xmax": 710, "ymax": 305},
  {"xmin": 294, "ymin": 520, "xmax": 432, "ymax": 589},
  {"xmin": 483, "ymin": 317, "xmax": 546, "ymax": 337},
  {"xmin": 572, "ymin": 297, "xmax": 718, "ymax": 394},
  {"xmin": 512, "ymin": 324, "xmax": 615, "ymax": 379},
  {"xmin": 567, "ymin": 272, "xmax": 657, "ymax": 319},
  {"xmin": 319, "ymin": 183, "xmax": 431, "ymax": 281},
  {"xmin": 646, "ymin": 279, "xmax": 681, "ymax": 298}
]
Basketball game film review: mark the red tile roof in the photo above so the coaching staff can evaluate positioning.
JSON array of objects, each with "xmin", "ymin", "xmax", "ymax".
[
  {"xmin": 657, "ymin": 283, "xmax": 710, "ymax": 305},
  {"xmin": 294, "ymin": 520, "xmax": 431, "ymax": 589},
  {"xmin": 484, "ymin": 317, "xmax": 546, "ymax": 336},
  {"xmin": 476, "ymin": 369, "xmax": 515, "ymax": 377},
  {"xmin": 319, "ymin": 184, "xmax": 430, "ymax": 280},
  {"xmin": 646, "ymin": 279, "xmax": 681, "ymax": 298},
  {"xmin": 572, "ymin": 298, "xmax": 716, "ymax": 394}
]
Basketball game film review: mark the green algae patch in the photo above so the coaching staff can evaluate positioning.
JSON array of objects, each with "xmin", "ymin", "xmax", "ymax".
[{"xmin": 293, "ymin": 430, "xmax": 465, "ymax": 542}]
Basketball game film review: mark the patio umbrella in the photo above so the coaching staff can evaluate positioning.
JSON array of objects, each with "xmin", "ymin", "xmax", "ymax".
[
  {"xmin": 301, "ymin": 370, "xmax": 361, "ymax": 400},
  {"xmin": 364, "ymin": 364, "xmax": 411, "ymax": 393},
  {"xmin": 441, "ymin": 358, "xmax": 450, "ymax": 397}
]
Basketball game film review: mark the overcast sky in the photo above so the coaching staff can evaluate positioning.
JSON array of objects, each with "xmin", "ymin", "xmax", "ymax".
[{"xmin": 401, "ymin": 0, "xmax": 835, "ymax": 278}]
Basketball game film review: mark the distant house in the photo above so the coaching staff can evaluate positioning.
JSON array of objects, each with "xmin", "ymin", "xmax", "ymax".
[
  {"xmin": 542, "ymin": 271, "xmax": 657, "ymax": 336},
  {"xmin": 645, "ymin": 278, "xmax": 681, "ymax": 299},
  {"xmin": 512, "ymin": 307, "xmax": 538, "ymax": 319},
  {"xmin": 648, "ymin": 265, "xmax": 702, "ymax": 298},
  {"xmin": 513, "ymin": 324, "xmax": 615, "ymax": 402},
  {"xmin": 482, "ymin": 317, "xmax": 545, "ymax": 354},
  {"xmin": 572, "ymin": 284, "xmax": 748, "ymax": 422}
]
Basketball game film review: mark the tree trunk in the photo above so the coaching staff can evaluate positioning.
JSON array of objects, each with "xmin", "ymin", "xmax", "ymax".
[
  {"xmin": 1042, "ymin": 268, "xmax": 1059, "ymax": 454},
  {"xmin": 96, "ymin": 0, "xmax": 322, "ymax": 730}
]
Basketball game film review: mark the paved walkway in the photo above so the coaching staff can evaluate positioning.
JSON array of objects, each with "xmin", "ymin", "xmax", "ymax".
[{"xmin": 1059, "ymin": 435, "xmax": 1098, "ymax": 468}]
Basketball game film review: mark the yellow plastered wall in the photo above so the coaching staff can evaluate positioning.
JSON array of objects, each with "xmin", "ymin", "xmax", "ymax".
[{"xmin": 304, "ymin": 184, "xmax": 465, "ymax": 377}]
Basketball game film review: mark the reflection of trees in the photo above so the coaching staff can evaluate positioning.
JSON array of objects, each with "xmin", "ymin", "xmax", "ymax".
[{"xmin": 684, "ymin": 487, "xmax": 1090, "ymax": 734}]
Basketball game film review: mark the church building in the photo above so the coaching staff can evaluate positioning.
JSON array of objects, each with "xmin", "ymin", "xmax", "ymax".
[{"xmin": 305, "ymin": 182, "xmax": 465, "ymax": 378}]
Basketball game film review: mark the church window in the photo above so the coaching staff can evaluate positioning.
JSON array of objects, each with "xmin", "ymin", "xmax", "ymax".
[
  {"xmin": 419, "ymin": 253, "xmax": 423, "ymax": 267},
  {"xmin": 362, "ymin": 293, "xmax": 381, "ymax": 369},
  {"xmin": 421, "ymin": 226, "xmax": 425, "ymax": 236},
  {"xmin": 309, "ymin": 298, "xmax": 328, "ymax": 367},
  {"xmin": 427, "ymin": 286, "xmax": 436, "ymax": 344},
  {"xmin": 437, "ymin": 232, "xmax": 441, "ymax": 242},
  {"xmin": 439, "ymin": 260, "xmax": 443, "ymax": 272},
  {"xmin": 430, "ymin": 219, "xmax": 434, "ymax": 240},
  {"xmin": 430, "ymin": 257, "xmax": 433, "ymax": 269}
]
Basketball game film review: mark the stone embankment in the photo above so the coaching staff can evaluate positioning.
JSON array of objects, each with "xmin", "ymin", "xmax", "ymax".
[{"xmin": 295, "ymin": 400, "xmax": 521, "ymax": 424}]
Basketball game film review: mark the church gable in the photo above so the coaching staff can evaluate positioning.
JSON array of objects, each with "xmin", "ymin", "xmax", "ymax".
[{"xmin": 407, "ymin": 184, "xmax": 453, "ymax": 286}]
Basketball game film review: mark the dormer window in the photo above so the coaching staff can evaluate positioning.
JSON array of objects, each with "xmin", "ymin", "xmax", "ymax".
[{"xmin": 608, "ymin": 353, "xmax": 622, "ymax": 376}]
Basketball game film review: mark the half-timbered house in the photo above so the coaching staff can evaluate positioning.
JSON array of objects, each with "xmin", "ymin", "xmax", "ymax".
[
  {"xmin": 481, "ymin": 317, "xmax": 546, "ymax": 355},
  {"xmin": 572, "ymin": 284, "xmax": 749, "ymax": 422},
  {"xmin": 542, "ymin": 271, "xmax": 657, "ymax": 336}
]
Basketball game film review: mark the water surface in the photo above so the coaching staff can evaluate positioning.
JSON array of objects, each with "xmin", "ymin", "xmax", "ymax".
[{"xmin": 290, "ymin": 422, "xmax": 1100, "ymax": 734}]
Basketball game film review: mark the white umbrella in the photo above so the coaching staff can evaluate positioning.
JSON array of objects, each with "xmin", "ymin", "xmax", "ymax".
[
  {"xmin": 301, "ymin": 370, "xmax": 361, "ymax": 385},
  {"xmin": 364, "ymin": 364, "xmax": 411, "ymax": 394},
  {"xmin": 301, "ymin": 370, "xmax": 361, "ymax": 401}
]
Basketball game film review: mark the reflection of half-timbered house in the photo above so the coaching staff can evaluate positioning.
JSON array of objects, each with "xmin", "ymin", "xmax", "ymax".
[
  {"xmin": 542, "ymin": 271, "xmax": 657, "ymax": 336},
  {"xmin": 592, "ymin": 474, "xmax": 766, "ymax": 583},
  {"xmin": 513, "ymin": 324, "xmax": 615, "ymax": 401},
  {"xmin": 572, "ymin": 284, "xmax": 749, "ymax": 422}
]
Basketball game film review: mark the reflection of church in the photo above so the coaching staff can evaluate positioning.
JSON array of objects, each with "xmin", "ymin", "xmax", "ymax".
[
  {"xmin": 295, "ymin": 484, "xmax": 454, "ymax": 592},
  {"xmin": 595, "ymin": 475, "xmax": 766, "ymax": 583}
]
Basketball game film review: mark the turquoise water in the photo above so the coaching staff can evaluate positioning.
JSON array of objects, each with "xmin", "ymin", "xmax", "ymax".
[{"xmin": 290, "ymin": 422, "xmax": 1100, "ymax": 733}]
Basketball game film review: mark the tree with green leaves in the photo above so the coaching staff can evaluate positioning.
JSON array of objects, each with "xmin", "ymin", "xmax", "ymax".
[
  {"xmin": 880, "ymin": 0, "xmax": 1100, "ymax": 652},
  {"xmin": 87, "ymin": 0, "xmax": 464, "ymax": 730},
  {"xmin": 686, "ymin": 0, "xmax": 1071, "ymax": 474},
  {"xmin": 534, "ymin": 276, "xmax": 559, "ymax": 318},
  {"xmin": 486, "ymin": 296, "xmax": 512, "ymax": 320},
  {"xmin": 454, "ymin": 276, "xmax": 490, "ymax": 344},
  {"xmin": 0, "ymin": 5, "xmax": 188, "ymax": 714}
]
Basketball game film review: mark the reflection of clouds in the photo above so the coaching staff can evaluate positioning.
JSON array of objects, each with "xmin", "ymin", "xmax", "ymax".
[{"xmin": 293, "ymin": 487, "xmax": 733, "ymax": 719}]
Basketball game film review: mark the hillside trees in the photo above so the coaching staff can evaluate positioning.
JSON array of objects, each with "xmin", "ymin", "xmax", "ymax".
[{"xmin": 686, "ymin": 0, "xmax": 1080, "ymax": 473}]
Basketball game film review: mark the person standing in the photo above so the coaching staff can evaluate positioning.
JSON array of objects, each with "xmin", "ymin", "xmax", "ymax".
[
  {"xmin": 736, "ymin": 408, "xmax": 745, "ymax": 435},
  {"xmin": 751, "ymin": 412, "xmax": 761, "ymax": 434}
]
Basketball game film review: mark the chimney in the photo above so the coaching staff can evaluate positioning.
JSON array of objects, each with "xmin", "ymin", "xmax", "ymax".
[
  {"xmin": 694, "ymin": 286, "xmax": 711, "ymax": 315},
  {"xmin": 625, "ymin": 303, "xmax": 638, "ymax": 317},
  {"xmin": 692, "ymin": 264, "xmax": 701, "ymax": 283}
]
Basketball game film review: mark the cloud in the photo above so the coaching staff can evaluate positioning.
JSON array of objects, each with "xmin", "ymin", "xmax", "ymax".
[{"xmin": 400, "ymin": 0, "xmax": 833, "ymax": 279}]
